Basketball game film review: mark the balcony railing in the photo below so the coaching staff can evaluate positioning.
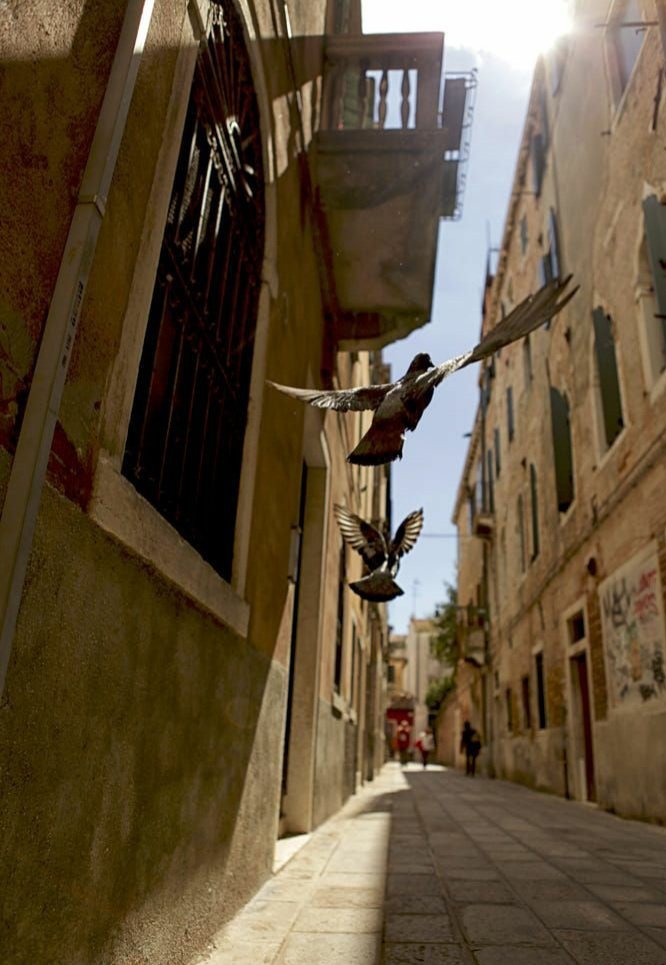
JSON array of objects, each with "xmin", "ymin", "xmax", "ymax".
[{"xmin": 313, "ymin": 33, "xmax": 477, "ymax": 350}]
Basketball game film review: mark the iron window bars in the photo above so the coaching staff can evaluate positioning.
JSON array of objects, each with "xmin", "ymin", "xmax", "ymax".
[{"xmin": 123, "ymin": 0, "xmax": 265, "ymax": 582}]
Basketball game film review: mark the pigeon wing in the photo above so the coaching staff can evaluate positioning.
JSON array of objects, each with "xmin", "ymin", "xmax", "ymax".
[
  {"xmin": 390, "ymin": 508, "xmax": 424, "ymax": 560},
  {"xmin": 267, "ymin": 381, "xmax": 391, "ymax": 412},
  {"xmin": 411, "ymin": 275, "xmax": 578, "ymax": 393},
  {"xmin": 467, "ymin": 273, "xmax": 578, "ymax": 363},
  {"xmin": 333, "ymin": 504, "xmax": 386, "ymax": 569}
]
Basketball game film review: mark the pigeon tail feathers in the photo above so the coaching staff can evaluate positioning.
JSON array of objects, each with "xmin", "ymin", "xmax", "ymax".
[
  {"xmin": 347, "ymin": 420, "xmax": 405, "ymax": 466},
  {"xmin": 349, "ymin": 570, "xmax": 405, "ymax": 602}
]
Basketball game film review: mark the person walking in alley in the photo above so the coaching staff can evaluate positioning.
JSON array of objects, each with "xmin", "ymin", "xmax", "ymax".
[
  {"xmin": 460, "ymin": 721, "xmax": 482, "ymax": 776},
  {"xmin": 396, "ymin": 722, "xmax": 410, "ymax": 766},
  {"xmin": 415, "ymin": 727, "xmax": 435, "ymax": 768}
]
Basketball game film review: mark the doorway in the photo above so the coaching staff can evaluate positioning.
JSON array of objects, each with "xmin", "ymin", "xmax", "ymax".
[{"xmin": 570, "ymin": 651, "xmax": 596, "ymax": 802}]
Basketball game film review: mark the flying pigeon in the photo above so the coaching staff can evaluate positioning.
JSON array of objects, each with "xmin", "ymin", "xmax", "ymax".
[
  {"xmin": 334, "ymin": 504, "xmax": 424, "ymax": 602},
  {"xmin": 268, "ymin": 275, "xmax": 578, "ymax": 465}
]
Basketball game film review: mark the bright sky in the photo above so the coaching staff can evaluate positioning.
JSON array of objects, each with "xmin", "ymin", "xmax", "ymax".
[
  {"xmin": 360, "ymin": 1, "xmax": 572, "ymax": 632},
  {"xmin": 362, "ymin": 0, "xmax": 571, "ymax": 69}
]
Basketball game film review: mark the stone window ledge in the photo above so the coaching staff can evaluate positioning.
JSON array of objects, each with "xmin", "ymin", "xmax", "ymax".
[{"xmin": 89, "ymin": 453, "xmax": 250, "ymax": 638}]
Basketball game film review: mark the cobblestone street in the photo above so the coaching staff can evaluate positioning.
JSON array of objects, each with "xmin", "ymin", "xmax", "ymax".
[{"xmin": 198, "ymin": 763, "xmax": 666, "ymax": 965}]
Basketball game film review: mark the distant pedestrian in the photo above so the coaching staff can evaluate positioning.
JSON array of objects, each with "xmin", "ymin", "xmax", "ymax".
[
  {"xmin": 396, "ymin": 723, "xmax": 410, "ymax": 766},
  {"xmin": 460, "ymin": 721, "xmax": 481, "ymax": 776},
  {"xmin": 415, "ymin": 727, "xmax": 435, "ymax": 768}
]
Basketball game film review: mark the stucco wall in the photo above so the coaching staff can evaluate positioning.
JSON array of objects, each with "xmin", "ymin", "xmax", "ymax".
[
  {"xmin": 594, "ymin": 709, "xmax": 666, "ymax": 823},
  {"xmin": 0, "ymin": 486, "xmax": 285, "ymax": 964}
]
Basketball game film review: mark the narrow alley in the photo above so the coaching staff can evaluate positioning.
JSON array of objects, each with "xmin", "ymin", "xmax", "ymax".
[{"xmin": 201, "ymin": 764, "xmax": 666, "ymax": 965}]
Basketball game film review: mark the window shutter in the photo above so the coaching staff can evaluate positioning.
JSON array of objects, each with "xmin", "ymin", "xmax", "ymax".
[
  {"xmin": 592, "ymin": 308, "xmax": 624, "ymax": 448},
  {"xmin": 494, "ymin": 428, "xmax": 501, "ymax": 476},
  {"xmin": 548, "ymin": 208, "xmax": 561, "ymax": 279},
  {"xmin": 506, "ymin": 386, "xmax": 514, "ymax": 441},
  {"xmin": 530, "ymin": 464, "xmax": 540, "ymax": 560},
  {"xmin": 517, "ymin": 494, "xmax": 526, "ymax": 573},
  {"xmin": 531, "ymin": 132, "xmax": 545, "ymax": 196},
  {"xmin": 549, "ymin": 387, "xmax": 574, "ymax": 512},
  {"xmin": 642, "ymin": 194, "xmax": 666, "ymax": 317},
  {"xmin": 486, "ymin": 449, "xmax": 495, "ymax": 513}
]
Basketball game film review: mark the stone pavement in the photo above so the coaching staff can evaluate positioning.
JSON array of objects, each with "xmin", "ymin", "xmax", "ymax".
[{"xmin": 195, "ymin": 763, "xmax": 666, "ymax": 964}]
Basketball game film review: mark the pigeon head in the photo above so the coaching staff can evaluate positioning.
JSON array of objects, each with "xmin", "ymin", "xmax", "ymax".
[{"xmin": 405, "ymin": 353, "xmax": 434, "ymax": 376}]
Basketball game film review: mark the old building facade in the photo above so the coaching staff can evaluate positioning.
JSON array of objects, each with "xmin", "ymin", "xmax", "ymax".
[
  {"xmin": 0, "ymin": 0, "xmax": 470, "ymax": 961},
  {"xmin": 445, "ymin": 0, "xmax": 666, "ymax": 822}
]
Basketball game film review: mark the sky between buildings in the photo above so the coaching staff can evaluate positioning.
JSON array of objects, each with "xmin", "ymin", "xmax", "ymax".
[{"xmin": 360, "ymin": 0, "xmax": 570, "ymax": 632}]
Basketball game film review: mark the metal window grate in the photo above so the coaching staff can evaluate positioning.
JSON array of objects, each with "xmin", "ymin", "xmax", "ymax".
[{"xmin": 123, "ymin": 1, "xmax": 265, "ymax": 582}]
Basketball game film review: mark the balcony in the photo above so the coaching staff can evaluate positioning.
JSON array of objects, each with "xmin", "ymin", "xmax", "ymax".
[
  {"xmin": 462, "ymin": 628, "xmax": 486, "ymax": 668},
  {"xmin": 472, "ymin": 509, "xmax": 494, "ymax": 540},
  {"xmin": 314, "ymin": 33, "xmax": 476, "ymax": 350}
]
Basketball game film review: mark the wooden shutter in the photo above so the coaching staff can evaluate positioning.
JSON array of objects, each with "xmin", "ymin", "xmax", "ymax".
[
  {"xmin": 548, "ymin": 208, "xmax": 561, "ymax": 279},
  {"xmin": 592, "ymin": 308, "xmax": 624, "ymax": 448},
  {"xmin": 531, "ymin": 132, "xmax": 545, "ymax": 197},
  {"xmin": 549, "ymin": 387, "xmax": 574, "ymax": 512},
  {"xmin": 530, "ymin": 464, "xmax": 540, "ymax": 560},
  {"xmin": 642, "ymin": 194, "xmax": 666, "ymax": 317}
]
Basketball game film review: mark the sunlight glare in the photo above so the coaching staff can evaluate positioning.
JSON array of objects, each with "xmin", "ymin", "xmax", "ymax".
[{"xmin": 362, "ymin": 0, "xmax": 572, "ymax": 69}]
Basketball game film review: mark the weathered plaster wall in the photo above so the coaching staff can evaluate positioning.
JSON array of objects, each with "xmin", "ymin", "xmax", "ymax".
[{"xmin": 0, "ymin": 487, "xmax": 284, "ymax": 964}]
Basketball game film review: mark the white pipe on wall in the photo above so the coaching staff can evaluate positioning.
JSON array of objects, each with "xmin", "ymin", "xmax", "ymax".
[{"xmin": 0, "ymin": 0, "xmax": 156, "ymax": 695}]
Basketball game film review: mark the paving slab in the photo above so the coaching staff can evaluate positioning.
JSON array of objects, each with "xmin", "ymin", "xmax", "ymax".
[
  {"xmin": 384, "ymin": 912, "xmax": 454, "ymax": 943},
  {"xmin": 192, "ymin": 764, "xmax": 666, "ymax": 965},
  {"xmin": 553, "ymin": 928, "xmax": 666, "ymax": 964},
  {"xmin": 460, "ymin": 904, "xmax": 553, "ymax": 946},
  {"xmin": 383, "ymin": 943, "xmax": 467, "ymax": 964},
  {"xmin": 472, "ymin": 947, "xmax": 575, "ymax": 965}
]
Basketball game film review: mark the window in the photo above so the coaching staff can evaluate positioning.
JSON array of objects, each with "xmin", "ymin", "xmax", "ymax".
[
  {"xmin": 494, "ymin": 428, "xmax": 501, "ymax": 476},
  {"xmin": 529, "ymin": 464, "xmax": 540, "ymax": 560},
  {"xmin": 506, "ymin": 688, "xmax": 514, "ymax": 732},
  {"xmin": 608, "ymin": 0, "xmax": 645, "ymax": 100},
  {"xmin": 539, "ymin": 210, "xmax": 561, "ymax": 327},
  {"xmin": 520, "ymin": 215, "xmax": 528, "ymax": 255},
  {"xmin": 334, "ymin": 545, "xmax": 346, "ymax": 692},
  {"xmin": 506, "ymin": 386, "xmax": 514, "ymax": 441},
  {"xmin": 568, "ymin": 610, "xmax": 586, "ymax": 644},
  {"xmin": 523, "ymin": 336, "xmax": 533, "ymax": 388},
  {"xmin": 122, "ymin": 5, "xmax": 265, "ymax": 582},
  {"xmin": 350, "ymin": 623, "xmax": 358, "ymax": 706},
  {"xmin": 521, "ymin": 675, "xmax": 532, "ymax": 729},
  {"xmin": 486, "ymin": 449, "xmax": 495, "ymax": 513},
  {"xmin": 535, "ymin": 652, "xmax": 547, "ymax": 728},
  {"xmin": 517, "ymin": 493, "xmax": 526, "ymax": 574},
  {"xmin": 550, "ymin": 387, "xmax": 575, "ymax": 513},
  {"xmin": 547, "ymin": 209, "xmax": 561, "ymax": 280},
  {"xmin": 387, "ymin": 664, "xmax": 396, "ymax": 684},
  {"xmin": 592, "ymin": 308, "xmax": 624, "ymax": 450},
  {"xmin": 640, "ymin": 194, "xmax": 666, "ymax": 384},
  {"xmin": 531, "ymin": 131, "xmax": 546, "ymax": 197}
]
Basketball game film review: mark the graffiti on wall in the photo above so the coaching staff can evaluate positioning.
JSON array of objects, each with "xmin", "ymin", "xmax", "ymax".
[{"xmin": 599, "ymin": 544, "xmax": 666, "ymax": 706}]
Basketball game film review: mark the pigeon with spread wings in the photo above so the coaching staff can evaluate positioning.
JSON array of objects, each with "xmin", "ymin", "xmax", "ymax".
[
  {"xmin": 269, "ymin": 275, "xmax": 578, "ymax": 465},
  {"xmin": 334, "ymin": 504, "xmax": 424, "ymax": 602}
]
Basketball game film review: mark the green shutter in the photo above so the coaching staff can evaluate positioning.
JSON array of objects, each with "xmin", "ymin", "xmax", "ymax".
[
  {"xmin": 549, "ymin": 387, "xmax": 574, "ymax": 512},
  {"xmin": 592, "ymin": 308, "xmax": 624, "ymax": 448},
  {"xmin": 530, "ymin": 464, "xmax": 539, "ymax": 560},
  {"xmin": 548, "ymin": 208, "xmax": 561, "ymax": 279},
  {"xmin": 642, "ymin": 194, "xmax": 666, "ymax": 318}
]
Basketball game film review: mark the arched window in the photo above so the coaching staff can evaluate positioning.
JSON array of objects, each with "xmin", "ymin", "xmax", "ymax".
[{"xmin": 123, "ymin": 2, "xmax": 265, "ymax": 582}]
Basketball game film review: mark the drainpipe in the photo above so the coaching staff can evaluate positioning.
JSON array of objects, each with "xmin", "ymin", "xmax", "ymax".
[{"xmin": 0, "ymin": 0, "xmax": 156, "ymax": 696}]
